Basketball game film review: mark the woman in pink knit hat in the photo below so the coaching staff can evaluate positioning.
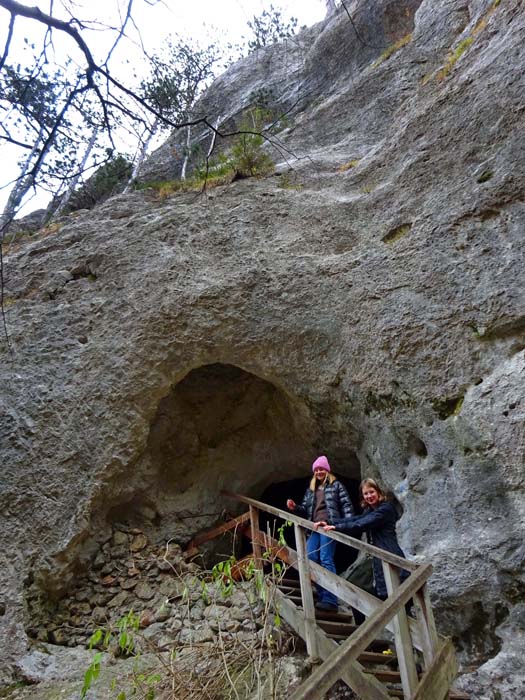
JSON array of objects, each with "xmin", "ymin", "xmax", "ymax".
[{"xmin": 286, "ymin": 455, "xmax": 354, "ymax": 611}]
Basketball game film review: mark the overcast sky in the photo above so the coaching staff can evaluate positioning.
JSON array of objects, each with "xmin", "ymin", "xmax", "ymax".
[{"xmin": 0, "ymin": 1, "xmax": 327, "ymax": 217}]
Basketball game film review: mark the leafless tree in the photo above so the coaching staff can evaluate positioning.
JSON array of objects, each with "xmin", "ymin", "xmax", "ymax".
[{"xmin": 0, "ymin": 0, "xmax": 225, "ymax": 233}]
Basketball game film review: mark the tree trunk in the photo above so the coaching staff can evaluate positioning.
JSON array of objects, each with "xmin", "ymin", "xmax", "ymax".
[
  {"xmin": 124, "ymin": 117, "xmax": 159, "ymax": 193},
  {"xmin": 0, "ymin": 126, "xmax": 46, "ymax": 237},
  {"xmin": 52, "ymin": 126, "xmax": 99, "ymax": 219},
  {"xmin": 180, "ymin": 124, "xmax": 192, "ymax": 181}
]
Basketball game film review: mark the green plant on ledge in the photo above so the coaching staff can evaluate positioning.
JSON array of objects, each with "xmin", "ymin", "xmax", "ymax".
[
  {"xmin": 372, "ymin": 33, "xmax": 412, "ymax": 68},
  {"xmin": 428, "ymin": 0, "xmax": 501, "ymax": 85},
  {"xmin": 437, "ymin": 37, "xmax": 474, "ymax": 81},
  {"xmin": 230, "ymin": 107, "xmax": 275, "ymax": 178}
]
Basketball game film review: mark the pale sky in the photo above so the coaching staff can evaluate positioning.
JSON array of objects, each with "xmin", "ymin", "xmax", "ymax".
[{"xmin": 0, "ymin": 1, "xmax": 327, "ymax": 217}]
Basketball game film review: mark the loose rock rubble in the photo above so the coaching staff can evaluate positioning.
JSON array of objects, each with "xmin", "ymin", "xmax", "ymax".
[{"xmin": 24, "ymin": 524, "xmax": 284, "ymax": 652}]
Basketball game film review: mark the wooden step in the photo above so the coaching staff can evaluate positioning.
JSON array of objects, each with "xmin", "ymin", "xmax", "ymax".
[
  {"xmin": 448, "ymin": 691, "xmax": 470, "ymax": 700},
  {"xmin": 317, "ymin": 618, "xmax": 357, "ymax": 636},
  {"xmin": 278, "ymin": 588, "xmax": 302, "ymax": 599},
  {"xmin": 284, "ymin": 597, "xmax": 357, "ymax": 624},
  {"xmin": 387, "ymin": 688, "xmax": 469, "ymax": 699},
  {"xmin": 367, "ymin": 669, "xmax": 404, "ymax": 684},
  {"xmin": 279, "ymin": 577, "xmax": 301, "ymax": 589},
  {"xmin": 357, "ymin": 650, "xmax": 398, "ymax": 666},
  {"xmin": 314, "ymin": 608, "xmax": 355, "ymax": 623}
]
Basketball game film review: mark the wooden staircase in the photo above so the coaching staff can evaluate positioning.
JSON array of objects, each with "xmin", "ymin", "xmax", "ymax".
[
  {"xmin": 277, "ymin": 575, "xmax": 468, "ymax": 700},
  {"xmin": 185, "ymin": 491, "xmax": 468, "ymax": 700}
]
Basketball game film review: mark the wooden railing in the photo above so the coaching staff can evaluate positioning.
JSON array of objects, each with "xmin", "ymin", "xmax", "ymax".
[{"xmin": 222, "ymin": 491, "xmax": 458, "ymax": 700}]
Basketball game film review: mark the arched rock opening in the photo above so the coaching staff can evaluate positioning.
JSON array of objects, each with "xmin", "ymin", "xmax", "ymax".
[
  {"xmin": 101, "ymin": 362, "xmax": 364, "ymax": 544},
  {"xmin": 25, "ymin": 363, "xmax": 363, "ymax": 647},
  {"xmin": 144, "ymin": 363, "xmax": 316, "ymax": 538}
]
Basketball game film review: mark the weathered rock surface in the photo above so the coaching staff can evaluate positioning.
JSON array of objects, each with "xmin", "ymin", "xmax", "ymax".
[{"xmin": 1, "ymin": 1, "xmax": 524, "ymax": 698}]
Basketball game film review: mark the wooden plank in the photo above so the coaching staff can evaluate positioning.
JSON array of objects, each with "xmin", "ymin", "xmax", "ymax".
[
  {"xmin": 249, "ymin": 505, "xmax": 263, "ymax": 570},
  {"xmin": 411, "ymin": 639, "xmax": 458, "ymax": 700},
  {"xmin": 338, "ymin": 661, "xmax": 394, "ymax": 700},
  {"xmin": 287, "ymin": 564, "xmax": 433, "ymax": 700},
  {"xmin": 382, "ymin": 562, "xmax": 419, "ymax": 697},
  {"xmin": 368, "ymin": 669, "xmax": 403, "ymax": 682},
  {"xmin": 184, "ymin": 511, "xmax": 250, "ymax": 553},
  {"xmin": 308, "ymin": 561, "xmax": 425, "ymax": 651},
  {"xmin": 222, "ymin": 490, "xmax": 418, "ymax": 571},
  {"xmin": 383, "ymin": 688, "xmax": 468, "ymax": 700},
  {"xmin": 294, "ymin": 524, "xmax": 319, "ymax": 660},
  {"xmin": 292, "ymin": 636, "xmax": 393, "ymax": 700},
  {"xmin": 316, "ymin": 619, "xmax": 357, "ymax": 635},
  {"xmin": 358, "ymin": 650, "xmax": 398, "ymax": 665},
  {"xmin": 413, "ymin": 583, "xmax": 440, "ymax": 667},
  {"xmin": 448, "ymin": 689, "xmax": 470, "ymax": 700},
  {"xmin": 275, "ymin": 589, "xmax": 391, "ymax": 700}
]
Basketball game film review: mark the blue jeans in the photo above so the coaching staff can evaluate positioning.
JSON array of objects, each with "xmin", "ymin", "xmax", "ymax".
[{"xmin": 306, "ymin": 532, "xmax": 338, "ymax": 606}]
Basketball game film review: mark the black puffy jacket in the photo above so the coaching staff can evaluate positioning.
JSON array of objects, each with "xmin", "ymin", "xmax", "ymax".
[
  {"xmin": 332, "ymin": 501, "xmax": 408, "ymax": 598},
  {"xmin": 295, "ymin": 479, "xmax": 354, "ymax": 523}
]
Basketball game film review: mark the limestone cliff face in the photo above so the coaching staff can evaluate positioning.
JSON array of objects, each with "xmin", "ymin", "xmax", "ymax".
[{"xmin": 1, "ymin": 1, "xmax": 524, "ymax": 697}]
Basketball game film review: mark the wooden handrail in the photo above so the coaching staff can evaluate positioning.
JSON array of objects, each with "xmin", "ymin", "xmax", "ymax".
[
  {"xmin": 219, "ymin": 490, "xmax": 458, "ymax": 700},
  {"xmin": 222, "ymin": 490, "xmax": 418, "ymax": 571},
  {"xmin": 253, "ymin": 529, "xmax": 428, "ymax": 652}
]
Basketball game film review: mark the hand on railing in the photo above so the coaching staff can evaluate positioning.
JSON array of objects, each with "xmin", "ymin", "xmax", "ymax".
[
  {"xmin": 286, "ymin": 499, "xmax": 296, "ymax": 511},
  {"xmin": 313, "ymin": 520, "xmax": 334, "ymax": 530}
]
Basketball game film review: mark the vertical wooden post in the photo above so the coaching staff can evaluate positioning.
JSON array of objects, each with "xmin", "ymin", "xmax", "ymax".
[
  {"xmin": 249, "ymin": 505, "xmax": 263, "ymax": 570},
  {"xmin": 382, "ymin": 563, "xmax": 419, "ymax": 698},
  {"xmin": 294, "ymin": 523, "xmax": 319, "ymax": 661},
  {"xmin": 413, "ymin": 583, "xmax": 440, "ymax": 668}
]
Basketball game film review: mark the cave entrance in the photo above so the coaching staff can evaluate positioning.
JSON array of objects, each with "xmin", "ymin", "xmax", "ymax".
[
  {"xmin": 145, "ymin": 363, "xmax": 317, "ymax": 543},
  {"xmin": 145, "ymin": 362, "xmax": 363, "ymax": 568},
  {"xmin": 24, "ymin": 362, "xmax": 364, "ymax": 649}
]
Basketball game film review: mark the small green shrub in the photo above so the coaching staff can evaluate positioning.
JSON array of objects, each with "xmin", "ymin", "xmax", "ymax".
[
  {"xmin": 372, "ymin": 33, "xmax": 412, "ymax": 68},
  {"xmin": 277, "ymin": 171, "xmax": 303, "ymax": 190},
  {"xmin": 433, "ymin": 396, "xmax": 465, "ymax": 420},
  {"xmin": 194, "ymin": 152, "xmax": 235, "ymax": 182},
  {"xmin": 437, "ymin": 37, "xmax": 474, "ymax": 81},
  {"xmin": 230, "ymin": 107, "xmax": 274, "ymax": 178},
  {"xmin": 477, "ymin": 169, "xmax": 493, "ymax": 183},
  {"xmin": 67, "ymin": 154, "xmax": 132, "ymax": 211}
]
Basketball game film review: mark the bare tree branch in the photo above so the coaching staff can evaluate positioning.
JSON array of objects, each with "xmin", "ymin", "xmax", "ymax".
[
  {"xmin": 0, "ymin": 132, "xmax": 33, "ymax": 149},
  {"xmin": 0, "ymin": 1, "xmax": 99, "ymax": 75},
  {"xmin": 0, "ymin": 10, "xmax": 14, "ymax": 71},
  {"xmin": 104, "ymin": 0, "xmax": 134, "ymax": 67}
]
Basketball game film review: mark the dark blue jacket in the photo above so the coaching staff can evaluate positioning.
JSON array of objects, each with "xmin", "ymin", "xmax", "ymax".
[
  {"xmin": 332, "ymin": 501, "xmax": 408, "ymax": 598},
  {"xmin": 295, "ymin": 479, "xmax": 354, "ymax": 523}
]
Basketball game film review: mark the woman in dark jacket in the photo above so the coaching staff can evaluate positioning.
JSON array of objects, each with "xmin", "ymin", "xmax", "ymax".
[
  {"xmin": 320, "ymin": 478, "xmax": 408, "ymax": 600},
  {"xmin": 286, "ymin": 455, "xmax": 354, "ymax": 612}
]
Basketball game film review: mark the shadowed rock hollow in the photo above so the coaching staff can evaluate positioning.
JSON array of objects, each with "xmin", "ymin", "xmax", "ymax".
[{"xmin": 1, "ymin": 1, "xmax": 524, "ymax": 698}]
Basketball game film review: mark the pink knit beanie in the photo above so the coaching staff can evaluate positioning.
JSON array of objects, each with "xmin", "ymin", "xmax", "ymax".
[{"xmin": 312, "ymin": 455, "xmax": 331, "ymax": 472}]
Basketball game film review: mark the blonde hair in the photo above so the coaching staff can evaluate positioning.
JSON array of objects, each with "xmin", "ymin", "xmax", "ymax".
[
  {"xmin": 359, "ymin": 478, "xmax": 387, "ymax": 508},
  {"xmin": 309, "ymin": 471, "xmax": 336, "ymax": 491}
]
